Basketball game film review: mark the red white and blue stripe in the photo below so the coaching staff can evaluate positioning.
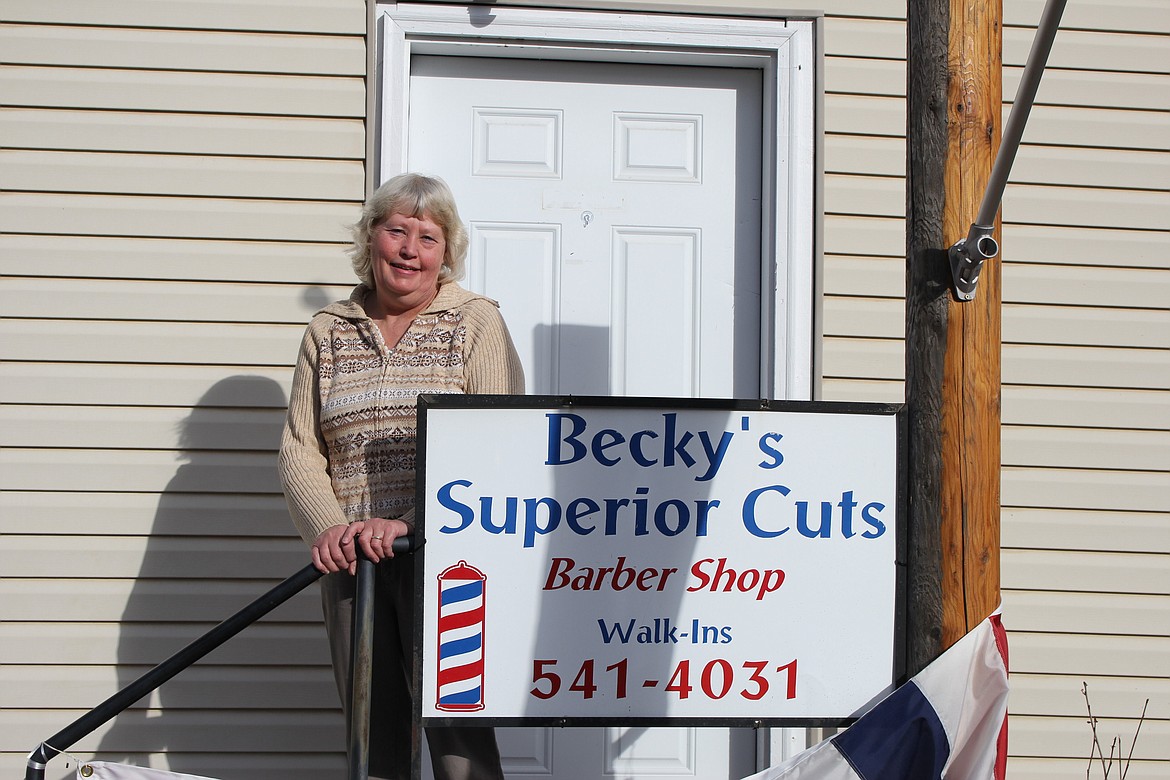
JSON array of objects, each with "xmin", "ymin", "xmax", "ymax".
[
  {"xmin": 435, "ymin": 561, "xmax": 488, "ymax": 711},
  {"xmin": 744, "ymin": 609, "xmax": 1009, "ymax": 780}
]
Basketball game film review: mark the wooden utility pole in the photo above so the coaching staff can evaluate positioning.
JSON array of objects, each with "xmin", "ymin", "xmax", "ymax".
[{"xmin": 905, "ymin": 0, "xmax": 1003, "ymax": 674}]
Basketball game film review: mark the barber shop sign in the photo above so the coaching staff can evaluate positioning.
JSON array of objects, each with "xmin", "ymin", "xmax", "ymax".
[{"xmin": 415, "ymin": 397, "xmax": 905, "ymax": 725}]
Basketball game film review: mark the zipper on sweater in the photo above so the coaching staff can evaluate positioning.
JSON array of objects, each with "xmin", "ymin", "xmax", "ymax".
[{"xmin": 354, "ymin": 317, "xmax": 389, "ymax": 429}]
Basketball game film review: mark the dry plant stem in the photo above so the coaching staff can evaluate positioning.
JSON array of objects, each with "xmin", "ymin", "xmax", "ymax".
[
  {"xmin": 1119, "ymin": 699, "xmax": 1151, "ymax": 780},
  {"xmin": 1083, "ymin": 682, "xmax": 1111, "ymax": 779},
  {"xmin": 1083, "ymin": 682, "xmax": 1151, "ymax": 780}
]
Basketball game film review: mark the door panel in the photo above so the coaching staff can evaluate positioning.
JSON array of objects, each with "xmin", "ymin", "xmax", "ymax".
[
  {"xmin": 612, "ymin": 227, "xmax": 700, "ymax": 395},
  {"xmin": 472, "ymin": 222, "xmax": 561, "ymax": 392},
  {"xmin": 409, "ymin": 55, "xmax": 761, "ymax": 399},
  {"xmin": 409, "ymin": 54, "xmax": 762, "ymax": 780}
]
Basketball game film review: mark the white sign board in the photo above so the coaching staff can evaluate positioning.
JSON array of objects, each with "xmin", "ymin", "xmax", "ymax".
[{"xmin": 417, "ymin": 398, "xmax": 904, "ymax": 724}]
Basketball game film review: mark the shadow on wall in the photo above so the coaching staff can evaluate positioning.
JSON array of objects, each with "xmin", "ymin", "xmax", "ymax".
[{"xmin": 93, "ymin": 376, "xmax": 342, "ymax": 779}]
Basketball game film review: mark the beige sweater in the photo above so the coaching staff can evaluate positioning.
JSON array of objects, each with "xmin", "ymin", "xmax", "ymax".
[{"xmin": 278, "ymin": 282, "xmax": 525, "ymax": 546}]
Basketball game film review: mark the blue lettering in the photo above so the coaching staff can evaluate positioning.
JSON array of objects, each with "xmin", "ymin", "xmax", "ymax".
[
  {"xmin": 566, "ymin": 497, "xmax": 599, "ymax": 535},
  {"xmin": 437, "ymin": 481, "xmax": 724, "ymax": 545},
  {"xmin": 695, "ymin": 499, "xmax": 718, "ymax": 536},
  {"xmin": 862, "ymin": 502, "xmax": 887, "ymax": 538},
  {"xmin": 592, "ymin": 429, "xmax": 625, "ymax": 467},
  {"xmin": 742, "ymin": 484, "xmax": 791, "ymax": 538},
  {"xmin": 633, "ymin": 486, "xmax": 650, "ymax": 536},
  {"xmin": 436, "ymin": 479, "xmax": 475, "ymax": 533},
  {"xmin": 662, "ymin": 413, "xmax": 696, "ymax": 469},
  {"xmin": 544, "ymin": 411, "xmax": 736, "ymax": 482},
  {"xmin": 523, "ymin": 497, "xmax": 561, "ymax": 548},
  {"xmin": 758, "ymin": 432, "xmax": 784, "ymax": 469},
  {"xmin": 696, "ymin": 430, "xmax": 733, "ymax": 481},
  {"xmin": 478, "ymin": 495, "xmax": 517, "ymax": 535},
  {"xmin": 603, "ymin": 498, "xmax": 630, "ymax": 535},
  {"xmin": 598, "ymin": 619, "xmax": 636, "ymax": 644},
  {"xmin": 630, "ymin": 430, "xmax": 658, "ymax": 466},
  {"xmin": 545, "ymin": 413, "xmax": 588, "ymax": 465},
  {"xmin": 654, "ymin": 499, "xmax": 689, "ymax": 536},
  {"xmin": 838, "ymin": 490, "xmax": 858, "ymax": 538},
  {"xmin": 796, "ymin": 501, "xmax": 832, "ymax": 538}
]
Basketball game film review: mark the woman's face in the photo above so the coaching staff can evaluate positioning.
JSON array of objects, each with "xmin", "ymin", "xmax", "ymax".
[{"xmin": 369, "ymin": 211, "xmax": 446, "ymax": 311}]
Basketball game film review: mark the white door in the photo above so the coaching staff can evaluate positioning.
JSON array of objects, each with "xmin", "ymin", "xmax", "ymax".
[
  {"xmin": 409, "ymin": 55, "xmax": 763, "ymax": 780},
  {"xmin": 409, "ymin": 55, "xmax": 762, "ymax": 399}
]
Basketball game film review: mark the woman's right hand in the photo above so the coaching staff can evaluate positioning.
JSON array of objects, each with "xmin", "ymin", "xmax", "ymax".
[
  {"xmin": 311, "ymin": 524, "xmax": 356, "ymax": 575},
  {"xmin": 310, "ymin": 518, "xmax": 411, "ymax": 575}
]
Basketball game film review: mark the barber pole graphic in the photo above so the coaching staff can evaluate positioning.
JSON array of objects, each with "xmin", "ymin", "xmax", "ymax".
[{"xmin": 435, "ymin": 560, "xmax": 488, "ymax": 711}]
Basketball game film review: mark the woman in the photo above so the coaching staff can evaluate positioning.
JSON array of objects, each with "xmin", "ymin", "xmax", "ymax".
[{"xmin": 279, "ymin": 173, "xmax": 524, "ymax": 780}]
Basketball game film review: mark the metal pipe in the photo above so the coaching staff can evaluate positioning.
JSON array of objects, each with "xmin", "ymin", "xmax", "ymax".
[
  {"xmin": 349, "ymin": 554, "xmax": 377, "ymax": 780},
  {"xmin": 977, "ymin": 0, "xmax": 1069, "ymax": 226},
  {"xmin": 24, "ymin": 562, "xmax": 325, "ymax": 780},
  {"xmin": 949, "ymin": 0, "xmax": 1068, "ymax": 301},
  {"xmin": 349, "ymin": 537, "xmax": 421, "ymax": 779},
  {"xmin": 25, "ymin": 536, "xmax": 416, "ymax": 780}
]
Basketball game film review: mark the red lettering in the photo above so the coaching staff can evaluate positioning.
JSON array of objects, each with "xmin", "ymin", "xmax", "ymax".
[
  {"xmin": 688, "ymin": 558, "xmax": 714, "ymax": 592},
  {"xmin": 592, "ymin": 566, "xmax": 614, "ymax": 590},
  {"xmin": 545, "ymin": 557, "xmax": 681, "ymax": 593},
  {"xmin": 544, "ymin": 557, "xmax": 574, "ymax": 590},
  {"xmin": 612, "ymin": 557, "xmax": 636, "ymax": 590},
  {"xmin": 688, "ymin": 558, "xmax": 786, "ymax": 600},
  {"xmin": 711, "ymin": 557, "xmax": 737, "ymax": 592}
]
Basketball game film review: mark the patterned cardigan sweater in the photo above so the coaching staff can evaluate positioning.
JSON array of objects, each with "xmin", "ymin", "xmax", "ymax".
[{"xmin": 278, "ymin": 282, "xmax": 525, "ymax": 546}]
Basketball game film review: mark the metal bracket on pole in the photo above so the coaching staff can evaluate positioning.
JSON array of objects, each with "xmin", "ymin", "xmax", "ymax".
[
  {"xmin": 948, "ymin": 0, "xmax": 1068, "ymax": 301},
  {"xmin": 948, "ymin": 224, "xmax": 999, "ymax": 302}
]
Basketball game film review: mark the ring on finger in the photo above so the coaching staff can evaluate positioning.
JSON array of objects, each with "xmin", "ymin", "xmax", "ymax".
[{"xmin": 371, "ymin": 535, "xmax": 384, "ymax": 540}]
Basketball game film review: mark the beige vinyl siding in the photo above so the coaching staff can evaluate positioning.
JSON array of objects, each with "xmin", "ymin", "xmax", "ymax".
[
  {"xmin": 819, "ymin": 9, "xmax": 907, "ymax": 407},
  {"xmin": 3, "ymin": 0, "xmax": 1167, "ymax": 778},
  {"xmin": 0, "ymin": 0, "xmax": 365, "ymax": 776},
  {"xmin": 816, "ymin": 1, "xmax": 1170, "ymax": 777},
  {"xmin": 998, "ymin": 3, "xmax": 1169, "ymax": 773}
]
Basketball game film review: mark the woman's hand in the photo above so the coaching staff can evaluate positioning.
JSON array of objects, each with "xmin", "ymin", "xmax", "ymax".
[
  {"xmin": 311, "ymin": 519, "xmax": 411, "ymax": 575},
  {"xmin": 350, "ymin": 517, "xmax": 411, "ymax": 567},
  {"xmin": 311, "ymin": 524, "xmax": 354, "ymax": 574}
]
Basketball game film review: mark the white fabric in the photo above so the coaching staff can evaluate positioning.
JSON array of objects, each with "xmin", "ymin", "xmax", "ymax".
[
  {"xmin": 740, "ymin": 608, "xmax": 1008, "ymax": 780},
  {"xmin": 744, "ymin": 737, "xmax": 856, "ymax": 780},
  {"xmin": 914, "ymin": 610, "xmax": 1010, "ymax": 780},
  {"xmin": 79, "ymin": 762, "xmax": 221, "ymax": 780}
]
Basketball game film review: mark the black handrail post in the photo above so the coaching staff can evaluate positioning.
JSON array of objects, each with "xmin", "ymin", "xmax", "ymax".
[{"xmin": 349, "ymin": 553, "xmax": 377, "ymax": 780}]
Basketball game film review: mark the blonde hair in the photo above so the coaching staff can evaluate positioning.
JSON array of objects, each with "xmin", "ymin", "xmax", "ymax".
[{"xmin": 348, "ymin": 173, "xmax": 468, "ymax": 287}]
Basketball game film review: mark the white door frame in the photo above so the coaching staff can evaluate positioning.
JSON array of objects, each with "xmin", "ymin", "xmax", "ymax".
[{"xmin": 377, "ymin": 2, "xmax": 820, "ymax": 403}]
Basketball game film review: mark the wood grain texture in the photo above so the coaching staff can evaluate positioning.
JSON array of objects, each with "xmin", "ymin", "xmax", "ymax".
[
  {"xmin": 905, "ymin": 0, "xmax": 951, "ymax": 675},
  {"xmin": 906, "ymin": 0, "xmax": 1004, "ymax": 670},
  {"xmin": 942, "ymin": 0, "xmax": 1003, "ymax": 650}
]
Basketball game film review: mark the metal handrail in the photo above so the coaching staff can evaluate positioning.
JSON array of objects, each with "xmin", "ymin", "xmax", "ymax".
[
  {"xmin": 349, "ymin": 556, "xmax": 378, "ymax": 780},
  {"xmin": 24, "ymin": 537, "xmax": 414, "ymax": 780},
  {"xmin": 947, "ymin": 0, "xmax": 1069, "ymax": 300}
]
